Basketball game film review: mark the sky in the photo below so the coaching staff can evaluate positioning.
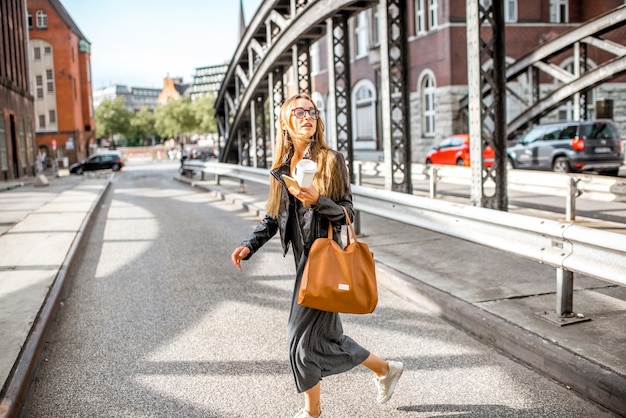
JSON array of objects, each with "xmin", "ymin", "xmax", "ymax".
[{"xmin": 59, "ymin": 0, "xmax": 263, "ymax": 90}]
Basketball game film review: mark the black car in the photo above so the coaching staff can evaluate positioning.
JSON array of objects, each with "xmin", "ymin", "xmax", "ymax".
[
  {"xmin": 507, "ymin": 120, "xmax": 624, "ymax": 175},
  {"xmin": 69, "ymin": 151, "xmax": 124, "ymax": 174}
]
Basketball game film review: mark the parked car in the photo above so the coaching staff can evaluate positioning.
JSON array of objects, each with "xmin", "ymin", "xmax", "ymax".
[
  {"xmin": 425, "ymin": 134, "xmax": 495, "ymax": 167},
  {"xmin": 507, "ymin": 120, "xmax": 624, "ymax": 175},
  {"xmin": 69, "ymin": 151, "xmax": 124, "ymax": 175}
]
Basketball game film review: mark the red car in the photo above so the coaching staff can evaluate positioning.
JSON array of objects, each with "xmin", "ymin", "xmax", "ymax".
[{"xmin": 425, "ymin": 134, "xmax": 494, "ymax": 167}]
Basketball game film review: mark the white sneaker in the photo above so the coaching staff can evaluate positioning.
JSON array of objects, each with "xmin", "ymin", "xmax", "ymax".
[
  {"xmin": 293, "ymin": 408, "xmax": 323, "ymax": 418},
  {"xmin": 374, "ymin": 360, "xmax": 404, "ymax": 403}
]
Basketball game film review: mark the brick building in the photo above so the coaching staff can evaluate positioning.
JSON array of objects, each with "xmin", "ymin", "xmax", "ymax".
[
  {"xmin": 157, "ymin": 76, "xmax": 190, "ymax": 106},
  {"xmin": 0, "ymin": 0, "xmax": 37, "ymax": 181},
  {"xmin": 309, "ymin": 0, "xmax": 626, "ymax": 161},
  {"xmin": 27, "ymin": 0, "xmax": 95, "ymax": 166}
]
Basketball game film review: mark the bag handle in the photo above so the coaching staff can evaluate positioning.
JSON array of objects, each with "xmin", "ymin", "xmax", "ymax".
[{"xmin": 327, "ymin": 206, "xmax": 358, "ymax": 245}]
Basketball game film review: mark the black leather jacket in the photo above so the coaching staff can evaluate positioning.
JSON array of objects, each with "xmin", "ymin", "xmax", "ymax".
[{"xmin": 241, "ymin": 151, "xmax": 354, "ymax": 259}]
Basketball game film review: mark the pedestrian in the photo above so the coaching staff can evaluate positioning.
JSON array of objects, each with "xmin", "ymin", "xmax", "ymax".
[
  {"xmin": 230, "ymin": 93, "xmax": 404, "ymax": 418},
  {"xmin": 38, "ymin": 149, "xmax": 46, "ymax": 172}
]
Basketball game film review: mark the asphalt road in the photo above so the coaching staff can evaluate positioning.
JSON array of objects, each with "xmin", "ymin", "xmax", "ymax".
[{"xmin": 22, "ymin": 162, "xmax": 618, "ymax": 417}]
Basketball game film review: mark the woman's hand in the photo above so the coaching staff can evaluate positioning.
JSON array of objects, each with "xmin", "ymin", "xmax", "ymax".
[
  {"xmin": 231, "ymin": 246, "xmax": 251, "ymax": 270},
  {"xmin": 288, "ymin": 185, "xmax": 320, "ymax": 207}
]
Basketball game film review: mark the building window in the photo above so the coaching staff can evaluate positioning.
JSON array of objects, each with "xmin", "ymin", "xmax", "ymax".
[
  {"xmin": 36, "ymin": 10, "xmax": 47, "ymax": 28},
  {"xmin": 34, "ymin": 47, "xmax": 41, "ymax": 60},
  {"xmin": 38, "ymin": 115, "xmax": 46, "ymax": 128},
  {"xmin": 422, "ymin": 74, "xmax": 436, "ymax": 137},
  {"xmin": 505, "ymin": 0, "xmax": 517, "ymax": 22},
  {"xmin": 372, "ymin": 5, "xmax": 380, "ymax": 46},
  {"xmin": 0, "ymin": 117, "xmax": 7, "ymax": 170},
  {"xmin": 36, "ymin": 75, "xmax": 43, "ymax": 99},
  {"xmin": 46, "ymin": 69, "xmax": 54, "ymax": 93},
  {"xmin": 550, "ymin": 0, "xmax": 568, "ymax": 23},
  {"xmin": 355, "ymin": 86, "xmax": 375, "ymax": 140},
  {"xmin": 44, "ymin": 46, "xmax": 51, "ymax": 55},
  {"xmin": 28, "ymin": 12, "xmax": 33, "ymax": 29},
  {"xmin": 351, "ymin": 80, "xmax": 377, "ymax": 150},
  {"xmin": 18, "ymin": 119, "xmax": 26, "ymax": 168},
  {"xmin": 415, "ymin": 0, "xmax": 426, "ymax": 35},
  {"xmin": 310, "ymin": 42, "xmax": 320, "ymax": 75},
  {"xmin": 429, "ymin": 0, "xmax": 438, "ymax": 30},
  {"xmin": 355, "ymin": 11, "xmax": 369, "ymax": 58},
  {"xmin": 49, "ymin": 110, "xmax": 56, "ymax": 124}
]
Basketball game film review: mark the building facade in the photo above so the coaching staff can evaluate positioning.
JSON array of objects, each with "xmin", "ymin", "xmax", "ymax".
[
  {"xmin": 27, "ymin": 0, "xmax": 95, "ymax": 165},
  {"xmin": 189, "ymin": 64, "xmax": 228, "ymax": 100},
  {"xmin": 93, "ymin": 85, "xmax": 161, "ymax": 112},
  {"xmin": 1, "ymin": 0, "xmax": 37, "ymax": 181},
  {"xmin": 309, "ymin": 0, "xmax": 626, "ymax": 161}
]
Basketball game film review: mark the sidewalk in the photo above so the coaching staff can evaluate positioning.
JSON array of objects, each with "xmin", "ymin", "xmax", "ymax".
[
  {"xmin": 0, "ymin": 173, "xmax": 112, "ymax": 417},
  {"xmin": 0, "ymin": 170, "xmax": 624, "ymax": 417}
]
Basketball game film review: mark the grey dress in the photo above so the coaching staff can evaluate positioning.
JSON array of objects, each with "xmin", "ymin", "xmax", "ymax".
[{"xmin": 241, "ymin": 153, "xmax": 370, "ymax": 393}]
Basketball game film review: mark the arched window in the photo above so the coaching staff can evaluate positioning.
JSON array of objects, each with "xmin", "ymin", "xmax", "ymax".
[
  {"xmin": 351, "ymin": 80, "xmax": 377, "ymax": 150},
  {"xmin": 421, "ymin": 74, "xmax": 436, "ymax": 137},
  {"xmin": 36, "ymin": 10, "xmax": 47, "ymax": 28}
]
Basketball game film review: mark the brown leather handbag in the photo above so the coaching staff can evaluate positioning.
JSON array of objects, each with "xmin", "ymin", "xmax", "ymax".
[{"xmin": 298, "ymin": 206, "xmax": 378, "ymax": 314}]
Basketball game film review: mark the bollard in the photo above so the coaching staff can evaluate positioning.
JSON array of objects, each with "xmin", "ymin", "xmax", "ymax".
[{"xmin": 239, "ymin": 179, "xmax": 245, "ymax": 193}]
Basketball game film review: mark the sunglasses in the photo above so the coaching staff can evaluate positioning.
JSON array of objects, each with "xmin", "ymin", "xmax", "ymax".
[{"xmin": 291, "ymin": 107, "xmax": 320, "ymax": 120}]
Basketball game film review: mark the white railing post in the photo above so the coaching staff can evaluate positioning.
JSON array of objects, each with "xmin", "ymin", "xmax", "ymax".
[{"xmin": 429, "ymin": 166, "xmax": 438, "ymax": 199}]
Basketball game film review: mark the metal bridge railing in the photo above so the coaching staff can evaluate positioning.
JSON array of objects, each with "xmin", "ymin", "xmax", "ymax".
[
  {"xmin": 181, "ymin": 160, "xmax": 626, "ymax": 324},
  {"xmin": 353, "ymin": 161, "xmax": 626, "ymax": 222}
]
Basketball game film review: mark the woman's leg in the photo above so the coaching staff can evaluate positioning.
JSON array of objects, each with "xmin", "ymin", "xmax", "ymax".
[
  {"xmin": 361, "ymin": 353, "xmax": 389, "ymax": 377},
  {"xmin": 362, "ymin": 354, "xmax": 404, "ymax": 404},
  {"xmin": 303, "ymin": 382, "xmax": 322, "ymax": 417}
]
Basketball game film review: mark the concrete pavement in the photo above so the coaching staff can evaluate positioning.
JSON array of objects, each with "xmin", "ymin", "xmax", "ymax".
[
  {"xmin": 0, "ymin": 168, "xmax": 624, "ymax": 417},
  {"xmin": 0, "ymin": 172, "xmax": 112, "ymax": 417}
]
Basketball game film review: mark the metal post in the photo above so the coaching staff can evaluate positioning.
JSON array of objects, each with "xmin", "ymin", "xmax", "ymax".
[
  {"xmin": 536, "ymin": 268, "xmax": 590, "ymax": 326},
  {"xmin": 429, "ymin": 166, "xmax": 438, "ymax": 199},
  {"xmin": 565, "ymin": 177, "xmax": 577, "ymax": 222},
  {"xmin": 556, "ymin": 268, "xmax": 574, "ymax": 316}
]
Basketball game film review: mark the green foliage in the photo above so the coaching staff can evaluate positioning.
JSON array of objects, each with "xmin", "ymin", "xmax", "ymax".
[
  {"xmin": 193, "ymin": 95, "xmax": 217, "ymax": 134},
  {"xmin": 95, "ymin": 95, "xmax": 219, "ymax": 146},
  {"xmin": 129, "ymin": 106, "xmax": 157, "ymax": 146},
  {"xmin": 95, "ymin": 97, "xmax": 132, "ymax": 140}
]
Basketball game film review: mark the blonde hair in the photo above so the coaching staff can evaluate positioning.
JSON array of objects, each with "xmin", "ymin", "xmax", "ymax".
[{"xmin": 266, "ymin": 93, "xmax": 348, "ymax": 217}]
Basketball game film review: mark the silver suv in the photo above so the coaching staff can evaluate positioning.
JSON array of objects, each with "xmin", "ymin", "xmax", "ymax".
[{"xmin": 507, "ymin": 119, "xmax": 624, "ymax": 175}]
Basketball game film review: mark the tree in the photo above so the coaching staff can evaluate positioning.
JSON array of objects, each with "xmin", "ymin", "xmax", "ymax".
[
  {"xmin": 154, "ymin": 98, "xmax": 197, "ymax": 143},
  {"xmin": 95, "ymin": 97, "xmax": 132, "ymax": 146},
  {"xmin": 191, "ymin": 95, "xmax": 217, "ymax": 134},
  {"xmin": 129, "ymin": 106, "xmax": 157, "ymax": 146}
]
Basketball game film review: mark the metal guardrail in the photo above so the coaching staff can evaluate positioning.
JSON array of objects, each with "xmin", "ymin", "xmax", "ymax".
[
  {"xmin": 354, "ymin": 162, "xmax": 626, "ymax": 222},
  {"xmin": 182, "ymin": 160, "xmax": 626, "ymax": 323}
]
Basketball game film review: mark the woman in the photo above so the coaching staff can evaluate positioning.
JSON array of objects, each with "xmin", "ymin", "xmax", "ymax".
[{"xmin": 231, "ymin": 93, "xmax": 403, "ymax": 418}]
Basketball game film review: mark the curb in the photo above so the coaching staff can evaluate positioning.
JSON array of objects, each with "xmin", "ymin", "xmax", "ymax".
[
  {"xmin": 177, "ymin": 174, "xmax": 626, "ymax": 417},
  {"xmin": 0, "ymin": 175, "xmax": 114, "ymax": 418}
]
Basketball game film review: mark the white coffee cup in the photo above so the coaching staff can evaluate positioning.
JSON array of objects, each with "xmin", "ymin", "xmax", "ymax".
[{"xmin": 294, "ymin": 159, "xmax": 317, "ymax": 187}]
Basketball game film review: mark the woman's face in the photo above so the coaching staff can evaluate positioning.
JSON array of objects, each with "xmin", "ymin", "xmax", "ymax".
[{"xmin": 288, "ymin": 98, "xmax": 317, "ymax": 139}]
